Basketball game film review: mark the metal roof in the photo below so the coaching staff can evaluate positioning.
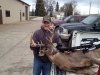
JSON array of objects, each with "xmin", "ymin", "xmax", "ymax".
[{"xmin": 17, "ymin": 0, "xmax": 30, "ymax": 6}]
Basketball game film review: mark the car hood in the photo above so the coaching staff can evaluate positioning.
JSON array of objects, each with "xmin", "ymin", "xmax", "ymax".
[
  {"xmin": 53, "ymin": 20, "xmax": 65, "ymax": 26},
  {"xmin": 61, "ymin": 22, "xmax": 82, "ymax": 26},
  {"xmin": 61, "ymin": 22, "xmax": 88, "ymax": 29}
]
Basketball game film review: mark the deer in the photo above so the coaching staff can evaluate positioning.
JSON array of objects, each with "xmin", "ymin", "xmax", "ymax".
[{"xmin": 31, "ymin": 29, "xmax": 100, "ymax": 75}]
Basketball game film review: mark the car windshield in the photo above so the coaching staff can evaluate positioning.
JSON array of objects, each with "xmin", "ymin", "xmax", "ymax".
[
  {"xmin": 63, "ymin": 16, "xmax": 71, "ymax": 22},
  {"xmin": 81, "ymin": 15, "xmax": 98, "ymax": 25}
]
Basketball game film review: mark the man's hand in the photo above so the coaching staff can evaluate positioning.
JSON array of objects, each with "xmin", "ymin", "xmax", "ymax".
[
  {"xmin": 30, "ymin": 35, "xmax": 37, "ymax": 47},
  {"xmin": 30, "ymin": 42, "xmax": 37, "ymax": 47}
]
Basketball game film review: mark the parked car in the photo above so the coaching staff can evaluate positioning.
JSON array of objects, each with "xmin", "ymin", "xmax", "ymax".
[
  {"xmin": 58, "ymin": 14, "xmax": 100, "ymax": 46},
  {"xmin": 53, "ymin": 15, "xmax": 87, "ymax": 27}
]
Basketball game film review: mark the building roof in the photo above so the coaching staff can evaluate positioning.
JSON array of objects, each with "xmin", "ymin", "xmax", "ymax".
[{"xmin": 17, "ymin": 0, "xmax": 30, "ymax": 6}]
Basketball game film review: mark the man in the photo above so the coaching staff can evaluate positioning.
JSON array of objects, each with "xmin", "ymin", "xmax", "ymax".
[
  {"xmin": 97, "ymin": 66, "xmax": 100, "ymax": 75},
  {"xmin": 30, "ymin": 16, "xmax": 62, "ymax": 75}
]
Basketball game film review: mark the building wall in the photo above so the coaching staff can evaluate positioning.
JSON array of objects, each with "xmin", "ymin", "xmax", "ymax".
[{"xmin": 0, "ymin": 0, "xmax": 29, "ymax": 24}]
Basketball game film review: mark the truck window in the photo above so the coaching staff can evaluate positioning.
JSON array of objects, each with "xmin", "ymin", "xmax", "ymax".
[{"xmin": 69, "ymin": 18, "xmax": 75, "ymax": 23}]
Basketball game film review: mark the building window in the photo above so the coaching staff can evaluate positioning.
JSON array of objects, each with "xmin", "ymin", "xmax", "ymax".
[{"xmin": 5, "ymin": 10, "xmax": 10, "ymax": 17}]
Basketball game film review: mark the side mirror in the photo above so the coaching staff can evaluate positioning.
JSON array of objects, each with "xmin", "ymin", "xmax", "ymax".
[
  {"xmin": 67, "ymin": 20, "xmax": 70, "ymax": 23},
  {"xmin": 96, "ymin": 22, "xmax": 100, "ymax": 27},
  {"xmin": 92, "ymin": 24, "xmax": 97, "ymax": 30}
]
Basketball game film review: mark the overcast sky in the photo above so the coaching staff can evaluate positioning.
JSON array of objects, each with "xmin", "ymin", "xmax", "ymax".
[{"xmin": 22, "ymin": 0, "xmax": 100, "ymax": 15}]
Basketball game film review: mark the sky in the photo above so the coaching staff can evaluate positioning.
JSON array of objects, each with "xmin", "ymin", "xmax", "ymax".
[{"xmin": 22, "ymin": 0, "xmax": 100, "ymax": 15}]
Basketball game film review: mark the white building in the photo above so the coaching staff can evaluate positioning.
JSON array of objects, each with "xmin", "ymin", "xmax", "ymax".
[{"xmin": 0, "ymin": 0, "xmax": 30, "ymax": 24}]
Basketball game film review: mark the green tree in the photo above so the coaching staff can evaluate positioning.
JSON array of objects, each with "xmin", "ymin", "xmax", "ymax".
[
  {"xmin": 49, "ymin": 5, "xmax": 53, "ymax": 17},
  {"xmin": 55, "ymin": 2, "xmax": 59, "ymax": 12},
  {"xmin": 35, "ymin": 0, "xmax": 46, "ymax": 16}
]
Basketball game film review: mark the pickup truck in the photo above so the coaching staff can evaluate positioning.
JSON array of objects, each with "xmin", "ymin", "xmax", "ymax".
[
  {"xmin": 58, "ymin": 14, "xmax": 100, "ymax": 34},
  {"xmin": 58, "ymin": 14, "xmax": 100, "ymax": 46},
  {"xmin": 53, "ymin": 15, "xmax": 87, "ymax": 27}
]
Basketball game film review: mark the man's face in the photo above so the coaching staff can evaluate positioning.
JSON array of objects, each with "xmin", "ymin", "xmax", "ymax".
[{"xmin": 42, "ymin": 21, "xmax": 53, "ymax": 31}]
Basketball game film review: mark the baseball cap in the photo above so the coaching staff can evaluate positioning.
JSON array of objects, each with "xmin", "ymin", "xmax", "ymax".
[{"xmin": 43, "ymin": 16, "xmax": 51, "ymax": 23}]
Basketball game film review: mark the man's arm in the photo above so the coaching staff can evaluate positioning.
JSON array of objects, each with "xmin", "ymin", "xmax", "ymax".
[
  {"xmin": 30, "ymin": 32, "xmax": 39, "ymax": 51},
  {"xmin": 30, "ymin": 34, "xmax": 37, "ymax": 47}
]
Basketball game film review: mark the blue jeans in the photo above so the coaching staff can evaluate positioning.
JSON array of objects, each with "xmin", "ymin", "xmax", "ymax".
[{"xmin": 33, "ymin": 57, "xmax": 52, "ymax": 75}]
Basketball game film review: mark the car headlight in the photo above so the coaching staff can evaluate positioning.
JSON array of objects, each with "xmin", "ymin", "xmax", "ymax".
[
  {"xmin": 58, "ymin": 27, "xmax": 68, "ymax": 34},
  {"xmin": 58, "ymin": 27, "xmax": 71, "ymax": 40}
]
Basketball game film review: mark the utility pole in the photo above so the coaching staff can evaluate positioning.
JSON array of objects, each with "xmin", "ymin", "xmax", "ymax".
[
  {"xmin": 89, "ymin": 0, "xmax": 91, "ymax": 15},
  {"xmin": 72, "ymin": 0, "xmax": 76, "ymax": 15},
  {"xmin": 98, "ymin": 0, "xmax": 100, "ymax": 14}
]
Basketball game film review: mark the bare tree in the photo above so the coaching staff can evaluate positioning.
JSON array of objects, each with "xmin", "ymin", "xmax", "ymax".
[
  {"xmin": 64, "ymin": 2, "xmax": 73, "ymax": 16},
  {"xmin": 44, "ymin": 0, "xmax": 56, "ymax": 15},
  {"xmin": 60, "ymin": 6, "xmax": 64, "ymax": 12},
  {"xmin": 60, "ymin": 0, "xmax": 78, "ymax": 16},
  {"xmin": 74, "ymin": 9, "xmax": 80, "ymax": 15},
  {"xmin": 71, "ymin": 0, "xmax": 77, "ymax": 15}
]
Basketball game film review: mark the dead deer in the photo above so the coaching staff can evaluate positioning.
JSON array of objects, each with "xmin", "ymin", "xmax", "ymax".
[
  {"xmin": 47, "ymin": 47, "xmax": 100, "ymax": 75},
  {"xmin": 33, "ymin": 30, "xmax": 100, "ymax": 75}
]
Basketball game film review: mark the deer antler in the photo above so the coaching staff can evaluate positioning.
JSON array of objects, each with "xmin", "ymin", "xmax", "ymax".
[{"xmin": 45, "ymin": 29, "xmax": 58, "ymax": 55}]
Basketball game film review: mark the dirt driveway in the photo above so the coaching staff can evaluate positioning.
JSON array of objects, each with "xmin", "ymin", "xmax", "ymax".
[{"xmin": 0, "ymin": 17, "xmax": 42, "ymax": 75}]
